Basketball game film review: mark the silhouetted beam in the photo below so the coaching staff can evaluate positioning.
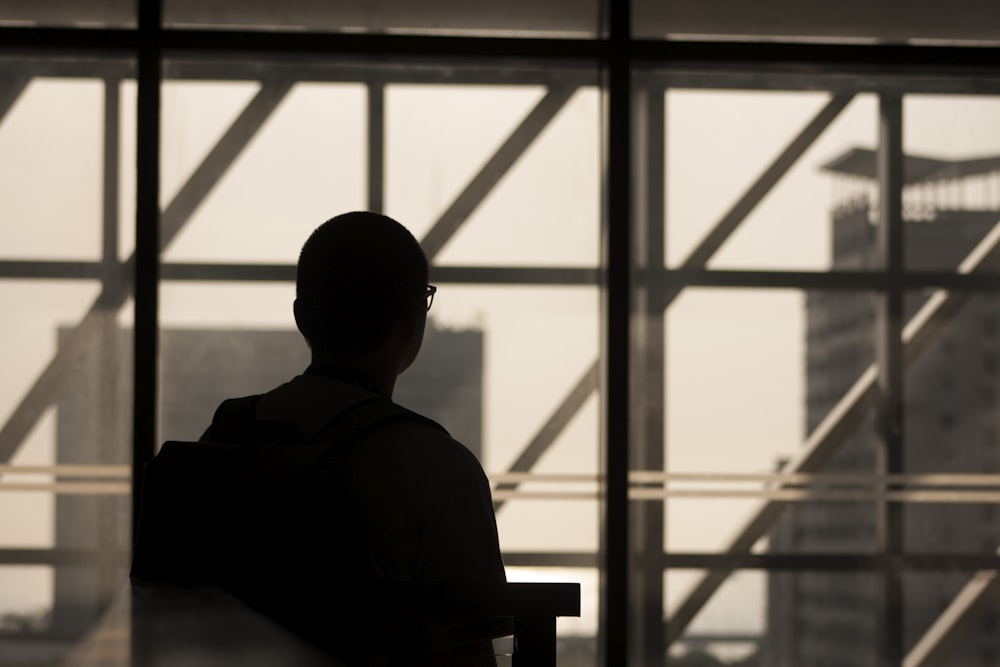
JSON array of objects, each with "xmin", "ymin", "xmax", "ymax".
[
  {"xmin": 430, "ymin": 266, "xmax": 598, "ymax": 285},
  {"xmin": 0, "ymin": 82, "xmax": 293, "ymax": 465},
  {"xmin": 668, "ymin": 93, "xmax": 854, "ymax": 289},
  {"xmin": 493, "ymin": 363, "xmax": 599, "ymax": 513},
  {"xmin": 900, "ymin": 238, "xmax": 1000, "ymax": 667},
  {"xmin": 420, "ymin": 85, "xmax": 576, "ymax": 259},
  {"xmin": 425, "ymin": 85, "xmax": 588, "ymax": 515},
  {"xmin": 0, "ymin": 297, "xmax": 126, "ymax": 467},
  {"xmin": 904, "ymin": 552, "xmax": 1000, "ymax": 667},
  {"xmin": 367, "ymin": 81, "xmax": 384, "ymax": 213},
  {"xmin": 665, "ymin": 221, "xmax": 1000, "ymax": 645},
  {"xmin": 161, "ymin": 80, "xmax": 293, "ymax": 245},
  {"xmin": 0, "ymin": 261, "xmax": 103, "ymax": 279},
  {"xmin": 0, "ymin": 75, "xmax": 29, "ymax": 126}
]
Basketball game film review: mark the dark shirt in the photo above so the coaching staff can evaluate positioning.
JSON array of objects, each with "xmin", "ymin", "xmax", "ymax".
[{"xmin": 199, "ymin": 370, "xmax": 507, "ymax": 663}]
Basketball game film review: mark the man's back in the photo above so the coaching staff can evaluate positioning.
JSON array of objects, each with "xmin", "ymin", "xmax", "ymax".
[{"xmin": 133, "ymin": 368, "xmax": 505, "ymax": 663}]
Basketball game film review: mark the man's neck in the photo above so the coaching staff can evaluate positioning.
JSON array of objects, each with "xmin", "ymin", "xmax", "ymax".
[{"xmin": 308, "ymin": 350, "xmax": 397, "ymax": 398}]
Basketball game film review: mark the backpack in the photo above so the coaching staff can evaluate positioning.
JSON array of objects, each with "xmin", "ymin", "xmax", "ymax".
[{"xmin": 131, "ymin": 394, "xmax": 447, "ymax": 662}]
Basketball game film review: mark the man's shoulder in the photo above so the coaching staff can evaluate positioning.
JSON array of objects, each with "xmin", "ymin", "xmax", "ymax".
[
  {"xmin": 359, "ymin": 407, "xmax": 483, "ymax": 470},
  {"xmin": 203, "ymin": 374, "xmax": 482, "ymax": 469}
]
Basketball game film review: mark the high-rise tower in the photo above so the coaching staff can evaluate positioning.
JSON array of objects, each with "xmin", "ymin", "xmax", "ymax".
[{"xmin": 765, "ymin": 148, "xmax": 1000, "ymax": 667}]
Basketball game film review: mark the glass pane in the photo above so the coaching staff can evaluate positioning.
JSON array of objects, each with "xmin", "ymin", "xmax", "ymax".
[
  {"xmin": 159, "ymin": 76, "xmax": 367, "ymax": 264},
  {"xmin": 662, "ymin": 288, "xmax": 880, "ymax": 550},
  {"xmin": 0, "ymin": 0, "xmax": 133, "ymax": 28},
  {"xmin": 386, "ymin": 82, "xmax": 600, "ymax": 268},
  {"xmin": 904, "ymin": 289, "xmax": 1000, "ymax": 554},
  {"xmin": 668, "ymin": 569, "xmax": 775, "ymax": 665},
  {"xmin": 633, "ymin": 0, "xmax": 1000, "ymax": 45},
  {"xmin": 903, "ymin": 572, "xmax": 1000, "ymax": 665},
  {"xmin": 0, "ymin": 65, "xmax": 134, "ymax": 659},
  {"xmin": 762, "ymin": 570, "xmax": 885, "ymax": 665},
  {"xmin": 0, "ymin": 77, "xmax": 107, "ymax": 260},
  {"xmin": 902, "ymin": 94, "xmax": 1000, "ymax": 273},
  {"xmin": 663, "ymin": 88, "xmax": 877, "ymax": 271},
  {"xmin": 650, "ymin": 566, "xmax": 1000, "ymax": 666},
  {"xmin": 629, "ymin": 285, "xmax": 883, "ymax": 662},
  {"xmin": 163, "ymin": 0, "xmax": 598, "ymax": 37}
]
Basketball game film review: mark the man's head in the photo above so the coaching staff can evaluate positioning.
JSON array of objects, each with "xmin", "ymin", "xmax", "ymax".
[{"xmin": 294, "ymin": 212, "xmax": 429, "ymax": 368}]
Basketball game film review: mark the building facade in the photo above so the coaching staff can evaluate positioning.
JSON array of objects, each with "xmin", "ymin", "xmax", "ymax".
[{"xmin": 766, "ymin": 148, "xmax": 1000, "ymax": 667}]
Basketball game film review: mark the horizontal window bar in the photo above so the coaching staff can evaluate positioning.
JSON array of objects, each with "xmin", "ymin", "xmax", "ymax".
[
  {"xmin": 501, "ymin": 551, "xmax": 597, "ymax": 567},
  {"xmin": 0, "ymin": 482, "xmax": 129, "ymax": 494},
  {"xmin": 0, "ymin": 548, "xmax": 128, "ymax": 566},
  {"xmin": 161, "ymin": 263, "xmax": 600, "ymax": 285},
  {"xmin": 14, "ymin": 260, "xmax": 1000, "ymax": 289},
  {"xmin": 0, "ymin": 260, "xmax": 103, "ymax": 279},
  {"xmin": 3, "ymin": 56, "xmax": 998, "ymax": 96},
  {"xmin": 629, "ymin": 471, "xmax": 1000, "ymax": 486},
  {"xmin": 7, "ymin": 467, "xmax": 998, "ymax": 501},
  {"xmin": 5, "ymin": 547, "xmax": 997, "ymax": 572},
  {"xmin": 664, "ymin": 552, "xmax": 1000, "ymax": 571},
  {"xmin": 492, "ymin": 490, "xmax": 597, "ymax": 501},
  {"xmin": 491, "ymin": 472, "xmax": 598, "ymax": 483},
  {"xmin": 644, "ymin": 269, "xmax": 1000, "ymax": 290},
  {"xmin": 3, "ymin": 27, "xmax": 1000, "ymax": 74},
  {"xmin": 490, "ymin": 489, "xmax": 1000, "ymax": 503},
  {"xmin": 0, "ymin": 57, "xmax": 597, "ymax": 86},
  {"xmin": 161, "ymin": 263, "xmax": 294, "ymax": 281},
  {"xmin": 499, "ymin": 471, "xmax": 1000, "ymax": 486},
  {"xmin": 0, "ymin": 464, "xmax": 130, "ymax": 477},
  {"xmin": 630, "ymin": 488, "xmax": 1000, "ymax": 503},
  {"xmin": 0, "ymin": 27, "xmax": 604, "ymax": 59}
]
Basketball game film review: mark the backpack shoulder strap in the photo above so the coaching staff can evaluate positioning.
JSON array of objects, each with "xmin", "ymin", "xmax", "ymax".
[
  {"xmin": 312, "ymin": 398, "xmax": 448, "ymax": 448},
  {"xmin": 205, "ymin": 395, "xmax": 265, "ymax": 444},
  {"xmin": 205, "ymin": 392, "xmax": 449, "ymax": 449}
]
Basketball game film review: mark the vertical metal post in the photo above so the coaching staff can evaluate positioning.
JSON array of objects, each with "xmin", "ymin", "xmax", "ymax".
[
  {"xmin": 133, "ymin": 0, "xmax": 162, "ymax": 539},
  {"xmin": 368, "ymin": 81, "xmax": 385, "ymax": 214},
  {"xmin": 103, "ymin": 78, "xmax": 120, "ymax": 288},
  {"xmin": 876, "ymin": 92, "xmax": 905, "ymax": 667},
  {"xmin": 630, "ymin": 81, "xmax": 666, "ymax": 666},
  {"xmin": 100, "ymin": 75, "xmax": 123, "ymax": 596},
  {"xmin": 601, "ymin": 0, "xmax": 631, "ymax": 665}
]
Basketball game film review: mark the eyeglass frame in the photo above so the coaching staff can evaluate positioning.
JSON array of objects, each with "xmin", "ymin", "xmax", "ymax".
[{"xmin": 425, "ymin": 284, "xmax": 437, "ymax": 311}]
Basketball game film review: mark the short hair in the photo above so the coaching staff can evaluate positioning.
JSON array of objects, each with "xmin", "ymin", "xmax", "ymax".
[{"xmin": 295, "ymin": 212, "xmax": 428, "ymax": 355}]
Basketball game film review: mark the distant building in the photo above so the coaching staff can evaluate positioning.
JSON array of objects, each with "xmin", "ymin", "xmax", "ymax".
[
  {"xmin": 765, "ymin": 148, "xmax": 1000, "ymax": 667},
  {"xmin": 155, "ymin": 319, "xmax": 484, "ymax": 457},
  {"xmin": 52, "ymin": 318, "xmax": 483, "ymax": 635}
]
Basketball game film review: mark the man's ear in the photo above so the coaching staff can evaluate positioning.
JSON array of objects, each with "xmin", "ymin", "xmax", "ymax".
[
  {"xmin": 390, "ymin": 303, "xmax": 418, "ymax": 343},
  {"xmin": 293, "ymin": 298, "xmax": 308, "ymax": 336}
]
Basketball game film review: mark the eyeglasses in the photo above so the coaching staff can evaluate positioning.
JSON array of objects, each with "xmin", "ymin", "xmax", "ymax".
[{"xmin": 425, "ymin": 284, "xmax": 437, "ymax": 311}]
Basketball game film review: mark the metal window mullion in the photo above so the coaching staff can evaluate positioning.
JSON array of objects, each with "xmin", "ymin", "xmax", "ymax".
[
  {"xmin": 600, "ymin": 0, "xmax": 630, "ymax": 665},
  {"xmin": 99, "ymin": 76, "xmax": 124, "ymax": 595},
  {"xmin": 876, "ymin": 92, "xmax": 905, "ymax": 667},
  {"xmin": 132, "ymin": 0, "xmax": 162, "ymax": 538},
  {"xmin": 368, "ymin": 80, "xmax": 385, "ymax": 214},
  {"xmin": 631, "ymin": 81, "xmax": 666, "ymax": 665},
  {"xmin": 102, "ymin": 78, "xmax": 120, "ymax": 287}
]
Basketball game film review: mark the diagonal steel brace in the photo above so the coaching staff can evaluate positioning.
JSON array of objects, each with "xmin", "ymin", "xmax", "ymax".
[
  {"xmin": 666, "ymin": 221, "xmax": 1000, "ymax": 645},
  {"xmin": 420, "ymin": 85, "xmax": 577, "ymax": 260},
  {"xmin": 488, "ymin": 94, "xmax": 855, "ymax": 517},
  {"xmin": 0, "ymin": 81, "xmax": 293, "ymax": 464}
]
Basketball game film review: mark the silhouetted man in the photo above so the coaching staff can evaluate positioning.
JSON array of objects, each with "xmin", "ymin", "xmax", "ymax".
[{"xmin": 133, "ymin": 212, "xmax": 506, "ymax": 665}]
